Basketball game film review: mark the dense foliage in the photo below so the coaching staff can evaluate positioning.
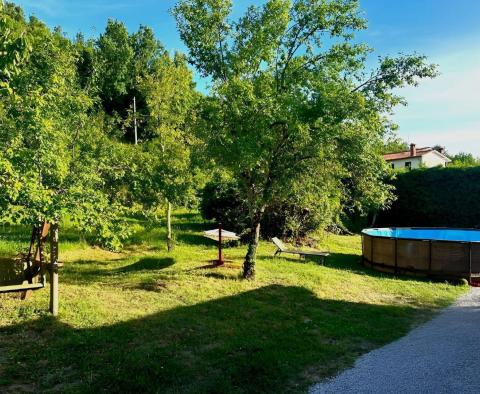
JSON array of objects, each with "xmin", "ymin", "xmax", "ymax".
[
  {"xmin": 0, "ymin": 3, "xmax": 197, "ymax": 249},
  {"xmin": 174, "ymin": 0, "xmax": 437, "ymax": 277},
  {"xmin": 449, "ymin": 152, "xmax": 480, "ymax": 167},
  {"xmin": 377, "ymin": 166, "xmax": 480, "ymax": 228},
  {"xmin": 0, "ymin": 4, "xmax": 126, "ymax": 248},
  {"xmin": 200, "ymin": 177, "xmax": 332, "ymax": 241},
  {"xmin": 382, "ymin": 135, "xmax": 409, "ymax": 154},
  {"xmin": 1, "ymin": 1, "xmax": 437, "ymax": 273}
]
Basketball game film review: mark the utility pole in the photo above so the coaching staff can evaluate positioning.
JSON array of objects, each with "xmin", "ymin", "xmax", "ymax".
[{"xmin": 133, "ymin": 96, "xmax": 138, "ymax": 145}]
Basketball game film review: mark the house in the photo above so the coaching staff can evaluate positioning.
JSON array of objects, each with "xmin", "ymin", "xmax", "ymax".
[{"xmin": 383, "ymin": 143, "xmax": 451, "ymax": 170}]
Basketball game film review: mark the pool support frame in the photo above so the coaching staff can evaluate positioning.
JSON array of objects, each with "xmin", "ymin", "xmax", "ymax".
[{"xmin": 362, "ymin": 228, "xmax": 480, "ymax": 284}]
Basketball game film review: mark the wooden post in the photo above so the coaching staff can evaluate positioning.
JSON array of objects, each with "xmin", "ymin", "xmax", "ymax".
[
  {"xmin": 21, "ymin": 226, "xmax": 38, "ymax": 300},
  {"xmin": 22, "ymin": 222, "xmax": 50, "ymax": 300},
  {"xmin": 428, "ymin": 240, "xmax": 433, "ymax": 275},
  {"xmin": 394, "ymin": 238, "xmax": 398, "ymax": 275},
  {"xmin": 49, "ymin": 222, "xmax": 59, "ymax": 316},
  {"xmin": 38, "ymin": 222, "xmax": 51, "ymax": 282},
  {"xmin": 469, "ymin": 242, "xmax": 472, "ymax": 285}
]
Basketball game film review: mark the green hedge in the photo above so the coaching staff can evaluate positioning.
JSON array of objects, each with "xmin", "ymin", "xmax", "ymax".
[{"xmin": 376, "ymin": 166, "xmax": 480, "ymax": 228}]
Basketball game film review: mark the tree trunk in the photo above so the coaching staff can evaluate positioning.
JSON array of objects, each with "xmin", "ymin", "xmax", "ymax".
[
  {"xmin": 370, "ymin": 212, "xmax": 377, "ymax": 227},
  {"xmin": 243, "ymin": 214, "xmax": 262, "ymax": 279},
  {"xmin": 49, "ymin": 220, "xmax": 59, "ymax": 316},
  {"xmin": 166, "ymin": 199, "xmax": 174, "ymax": 252}
]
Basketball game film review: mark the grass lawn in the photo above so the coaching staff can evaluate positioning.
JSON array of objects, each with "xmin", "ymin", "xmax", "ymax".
[{"xmin": 0, "ymin": 211, "xmax": 467, "ymax": 393}]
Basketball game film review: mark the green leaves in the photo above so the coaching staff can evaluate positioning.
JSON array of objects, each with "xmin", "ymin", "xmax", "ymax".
[
  {"xmin": 353, "ymin": 54, "xmax": 439, "ymax": 111},
  {"xmin": 174, "ymin": 0, "xmax": 438, "ymax": 250},
  {"xmin": 173, "ymin": 0, "xmax": 232, "ymax": 80},
  {"xmin": 0, "ymin": 3, "xmax": 31, "ymax": 94},
  {"xmin": 0, "ymin": 7, "xmax": 131, "ymax": 249},
  {"xmin": 231, "ymin": 0, "xmax": 289, "ymax": 75},
  {"xmin": 0, "ymin": 0, "xmax": 439, "ymax": 256},
  {"xmin": 96, "ymin": 20, "xmax": 133, "ymax": 100}
]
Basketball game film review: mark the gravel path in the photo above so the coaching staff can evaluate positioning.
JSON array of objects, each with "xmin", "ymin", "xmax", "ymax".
[{"xmin": 310, "ymin": 288, "xmax": 480, "ymax": 394}]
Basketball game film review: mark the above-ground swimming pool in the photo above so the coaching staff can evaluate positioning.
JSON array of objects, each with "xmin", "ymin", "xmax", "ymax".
[{"xmin": 362, "ymin": 228, "xmax": 480, "ymax": 283}]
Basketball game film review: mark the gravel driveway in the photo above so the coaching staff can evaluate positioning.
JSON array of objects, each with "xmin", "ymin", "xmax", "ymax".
[{"xmin": 310, "ymin": 288, "xmax": 480, "ymax": 394}]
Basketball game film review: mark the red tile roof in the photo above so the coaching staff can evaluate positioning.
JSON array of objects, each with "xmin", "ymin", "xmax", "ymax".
[{"xmin": 383, "ymin": 147, "xmax": 433, "ymax": 161}]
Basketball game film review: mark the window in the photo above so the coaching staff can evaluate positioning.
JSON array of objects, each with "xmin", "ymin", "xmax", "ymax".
[
  {"xmin": 405, "ymin": 161, "xmax": 411, "ymax": 170},
  {"xmin": 391, "ymin": 163, "xmax": 395, "ymax": 169}
]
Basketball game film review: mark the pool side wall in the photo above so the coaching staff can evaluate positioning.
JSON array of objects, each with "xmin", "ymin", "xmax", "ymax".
[{"xmin": 362, "ymin": 232, "xmax": 480, "ymax": 281}]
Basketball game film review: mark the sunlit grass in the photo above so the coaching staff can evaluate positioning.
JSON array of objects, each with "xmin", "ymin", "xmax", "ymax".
[{"xmin": 0, "ymin": 210, "xmax": 467, "ymax": 393}]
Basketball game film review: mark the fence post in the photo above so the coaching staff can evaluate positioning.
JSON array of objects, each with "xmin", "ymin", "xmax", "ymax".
[
  {"xmin": 394, "ymin": 238, "xmax": 398, "ymax": 274},
  {"xmin": 469, "ymin": 242, "xmax": 472, "ymax": 285},
  {"xmin": 371, "ymin": 236, "xmax": 374, "ymax": 263},
  {"xmin": 428, "ymin": 240, "xmax": 432, "ymax": 275}
]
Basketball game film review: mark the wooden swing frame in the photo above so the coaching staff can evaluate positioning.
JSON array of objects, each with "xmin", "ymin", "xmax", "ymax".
[{"xmin": 0, "ymin": 221, "xmax": 60, "ymax": 315}]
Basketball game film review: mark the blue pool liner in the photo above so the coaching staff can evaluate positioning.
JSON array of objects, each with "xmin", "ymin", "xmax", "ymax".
[{"xmin": 363, "ymin": 228, "xmax": 480, "ymax": 243}]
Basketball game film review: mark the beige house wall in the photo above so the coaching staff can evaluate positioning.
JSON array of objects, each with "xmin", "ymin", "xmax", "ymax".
[
  {"xmin": 420, "ymin": 151, "xmax": 448, "ymax": 167},
  {"xmin": 387, "ymin": 151, "xmax": 449, "ymax": 169}
]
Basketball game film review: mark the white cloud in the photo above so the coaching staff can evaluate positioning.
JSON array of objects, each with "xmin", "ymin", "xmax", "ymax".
[
  {"xmin": 410, "ymin": 123, "xmax": 480, "ymax": 155},
  {"xmin": 391, "ymin": 37, "xmax": 480, "ymax": 155}
]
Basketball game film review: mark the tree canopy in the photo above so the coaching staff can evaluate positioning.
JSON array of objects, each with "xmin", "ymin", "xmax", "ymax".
[
  {"xmin": 449, "ymin": 152, "xmax": 480, "ymax": 167},
  {"xmin": 0, "ymin": 3, "xmax": 198, "ymax": 250},
  {"xmin": 1, "ymin": 0, "xmax": 439, "ymax": 277},
  {"xmin": 174, "ymin": 0, "xmax": 438, "ymax": 277}
]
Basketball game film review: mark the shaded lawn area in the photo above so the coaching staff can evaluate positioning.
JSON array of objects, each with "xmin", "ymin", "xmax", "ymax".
[{"xmin": 0, "ymin": 212, "xmax": 468, "ymax": 393}]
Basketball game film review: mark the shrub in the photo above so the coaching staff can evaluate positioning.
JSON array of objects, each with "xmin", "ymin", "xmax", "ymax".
[
  {"xmin": 199, "ymin": 178, "xmax": 327, "ymax": 242},
  {"xmin": 199, "ymin": 178, "xmax": 249, "ymax": 236},
  {"xmin": 376, "ymin": 166, "xmax": 480, "ymax": 228}
]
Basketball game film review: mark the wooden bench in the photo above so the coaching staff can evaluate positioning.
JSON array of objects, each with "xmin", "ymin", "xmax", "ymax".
[{"xmin": 272, "ymin": 237, "xmax": 329, "ymax": 264}]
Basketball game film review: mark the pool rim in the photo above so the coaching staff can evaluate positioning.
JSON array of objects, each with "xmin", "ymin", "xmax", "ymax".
[{"xmin": 362, "ymin": 227, "xmax": 480, "ymax": 244}]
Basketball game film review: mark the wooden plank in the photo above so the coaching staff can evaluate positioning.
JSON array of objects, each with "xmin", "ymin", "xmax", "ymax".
[
  {"xmin": 282, "ymin": 250, "xmax": 329, "ymax": 257},
  {"xmin": 0, "ymin": 283, "xmax": 44, "ymax": 293}
]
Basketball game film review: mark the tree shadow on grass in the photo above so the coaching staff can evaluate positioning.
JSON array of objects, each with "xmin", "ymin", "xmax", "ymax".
[
  {"xmin": 323, "ymin": 252, "xmax": 442, "ymax": 284},
  {"xmin": 176, "ymin": 232, "xmax": 215, "ymax": 247},
  {"xmin": 176, "ymin": 232, "xmax": 241, "ymax": 249},
  {"xmin": 173, "ymin": 211, "xmax": 202, "ymax": 222},
  {"xmin": 175, "ymin": 221, "xmax": 212, "ymax": 233},
  {"xmin": 117, "ymin": 257, "xmax": 175, "ymax": 273},
  {"xmin": 60, "ymin": 257, "xmax": 176, "ymax": 285},
  {"xmin": 273, "ymin": 252, "xmax": 441, "ymax": 285},
  {"xmin": 0, "ymin": 225, "xmax": 81, "ymax": 244},
  {"xmin": 203, "ymin": 271, "xmax": 240, "ymax": 280},
  {"xmin": 275, "ymin": 254, "xmax": 327, "ymax": 265},
  {"xmin": 323, "ymin": 252, "xmax": 363, "ymax": 271},
  {"xmin": 0, "ymin": 285, "xmax": 423, "ymax": 393}
]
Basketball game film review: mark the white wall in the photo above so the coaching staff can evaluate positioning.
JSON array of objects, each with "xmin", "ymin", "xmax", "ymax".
[
  {"xmin": 421, "ymin": 151, "xmax": 448, "ymax": 167},
  {"xmin": 388, "ymin": 156, "xmax": 423, "ymax": 170}
]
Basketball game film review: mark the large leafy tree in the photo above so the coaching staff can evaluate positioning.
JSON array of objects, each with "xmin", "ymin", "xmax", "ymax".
[
  {"xmin": 92, "ymin": 21, "xmax": 168, "ymax": 142},
  {"xmin": 74, "ymin": 20, "xmax": 199, "ymax": 250},
  {"xmin": 136, "ymin": 52, "xmax": 200, "ymax": 250},
  {"xmin": 450, "ymin": 152, "xmax": 480, "ymax": 167},
  {"xmin": 1, "ymin": 2, "xmax": 200, "ymax": 253},
  {"xmin": 0, "ymin": 4, "xmax": 129, "ymax": 249},
  {"xmin": 174, "ymin": 0, "xmax": 438, "ymax": 278}
]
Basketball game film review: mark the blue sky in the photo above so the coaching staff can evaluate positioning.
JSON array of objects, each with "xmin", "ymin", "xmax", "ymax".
[{"xmin": 13, "ymin": 0, "xmax": 480, "ymax": 155}]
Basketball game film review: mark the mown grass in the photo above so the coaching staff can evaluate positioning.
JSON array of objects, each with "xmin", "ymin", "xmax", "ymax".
[{"xmin": 0, "ymin": 211, "xmax": 467, "ymax": 393}]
